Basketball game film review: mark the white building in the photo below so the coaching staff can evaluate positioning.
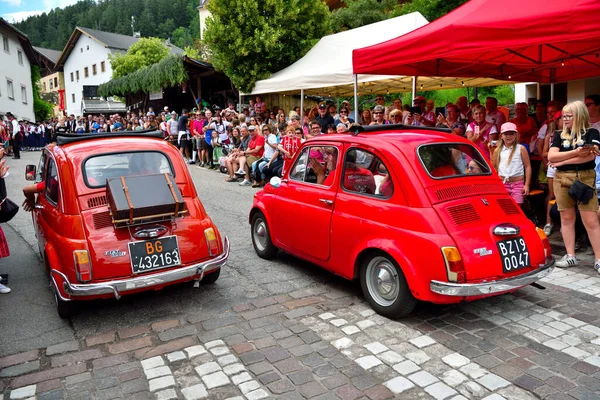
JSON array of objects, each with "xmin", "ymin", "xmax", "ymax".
[
  {"xmin": 56, "ymin": 27, "xmax": 183, "ymax": 116},
  {"xmin": 515, "ymin": 78, "xmax": 600, "ymax": 106},
  {"xmin": 198, "ymin": 0, "xmax": 211, "ymax": 40},
  {"xmin": 0, "ymin": 18, "xmax": 37, "ymax": 121}
]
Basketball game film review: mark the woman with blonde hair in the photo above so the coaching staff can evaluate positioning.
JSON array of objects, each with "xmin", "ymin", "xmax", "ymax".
[
  {"xmin": 548, "ymin": 100, "xmax": 600, "ymax": 270},
  {"xmin": 492, "ymin": 122, "xmax": 531, "ymax": 205}
]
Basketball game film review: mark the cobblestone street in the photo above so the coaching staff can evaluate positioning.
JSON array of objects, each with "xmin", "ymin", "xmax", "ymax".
[{"xmin": 2, "ymin": 156, "xmax": 600, "ymax": 399}]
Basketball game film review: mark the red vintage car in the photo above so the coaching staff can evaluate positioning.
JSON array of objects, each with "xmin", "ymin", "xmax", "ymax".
[
  {"xmin": 249, "ymin": 125, "xmax": 554, "ymax": 318},
  {"xmin": 25, "ymin": 131, "xmax": 229, "ymax": 318}
]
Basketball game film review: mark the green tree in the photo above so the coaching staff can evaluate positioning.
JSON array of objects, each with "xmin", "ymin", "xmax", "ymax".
[
  {"xmin": 171, "ymin": 27, "xmax": 194, "ymax": 49},
  {"xmin": 203, "ymin": 0, "xmax": 331, "ymax": 93},
  {"xmin": 108, "ymin": 37, "xmax": 170, "ymax": 78},
  {"xmin": 31, "ymin": 66, "xmax": 53, "ymax": 121},
  {"xmin": 330, "ymin": 0, "xmax": 399, "ymax": 32},
  {"xmin": 395, "ymin": 0, "xmax": 468, "ymax": 22}
]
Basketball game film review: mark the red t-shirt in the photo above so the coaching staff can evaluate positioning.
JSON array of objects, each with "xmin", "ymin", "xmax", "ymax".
[
  {"xmin": 248, "ymin": 135, "xmax": 265, "ymax": 157},
  {"xmin": 280, "ymin": 136, "xmax": 301, "ymax": 175},
  {"xmin": 343, "ymin": 166, "xmax": 376, "ymax": 194}
]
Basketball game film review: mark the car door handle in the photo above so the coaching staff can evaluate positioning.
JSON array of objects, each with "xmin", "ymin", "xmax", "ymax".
[
  {"xmin": 319, "ymin": 199, "xmax": 333, "ymax": 205},
  {"xmin": 34, "ymin": 204, "xmax": 44, "ymax": 209}
]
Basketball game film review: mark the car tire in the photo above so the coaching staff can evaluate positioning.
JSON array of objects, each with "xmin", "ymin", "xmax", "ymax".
[
  {"xmin": 202, "ymin": 268, "xmax": 220, "ymax": 284},
  {"xmin": 360, "ymin": 253, "xmax": 416, "ymax": 318},
  {"xmin": 55, "ymin": 292, "xmax": 75, "ymax": 319},
  {"xmin": 251, "ymin": 212, "xmax": 278, "ymax": 259}
]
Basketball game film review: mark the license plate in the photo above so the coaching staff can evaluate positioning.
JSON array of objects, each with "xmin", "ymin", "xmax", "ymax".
[
  {"xmin": 496, "ymin": 236, "xmax": 530, "ymax": 273},
  {"xmin": 129, "ymin": 236, "xmax": 181, "ymax": 274}
]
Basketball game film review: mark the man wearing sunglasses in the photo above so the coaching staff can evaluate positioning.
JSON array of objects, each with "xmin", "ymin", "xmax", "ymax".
[{"xmin": 315, "ymin": 103, "xmax": 334, "ymax": 133}]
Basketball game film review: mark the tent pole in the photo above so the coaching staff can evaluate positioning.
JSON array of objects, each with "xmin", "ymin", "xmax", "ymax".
[
  {"xmin": 473, "ymin": 87, "xmax": 478, "ymax": 99},
  {"xmin": 353, "ymin": 74, "xmax": 358, "ymax": 123},
  {"xmin": 412, "ymin": 76, "xmax": 417, "ymax": 103},
  {"xmin": 238, "ymin": 93, "xmax": 242, "ymax": 114},
  {"xmin": 300, "ymin": 89, "xmax": 304, "ymax": 119},
  {"xmin": 536, "ymin": 83, "xmax": 541, "ymax": 99},
  {"xmin": 550, "ymin": 83, "xmax": 555, "ymax": 101}
]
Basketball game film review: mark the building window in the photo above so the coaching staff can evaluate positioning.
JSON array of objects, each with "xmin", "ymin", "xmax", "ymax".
[
  {"xmin": 17, "ymin": 50, "xmax": 23, "ymax": 65},
  {"xmin": 70, "ymin": 72, "xmax": 74, "ymax": 82},
  {"xmin": 21, "ymin": 85, "xmax": 27, "ymax": 104},
  {"xmin": 80, "ymin": 48, "xmax": 83, "ymax": 53},
  {"xmin": 2, "ymin": 36, "xmax": 8, "ymax": 53},
  {"xmin": 92, "ymin": 64, "xmax": 97, "ymax": 75},
  {"xmin": 84, "ymin": 67, "xmax": 89, "ymax": 78},
  {"xmin": 101, "ymin": 61, "xmax": 105, "ymax": 73},
  {"xmin": 43, "ymin": 82, "xmax": 46, "ymax": 91},
  {"xmin": 49, "ymin": 79, "xmax": 53, "ymax": 89},
  {"xmin": 76, "ymin": 70, "xmax": 80, "ymax": 80},
  {"xmin": 7, "ymin": 80, "xmax": 14, "ymax": 99},
  {"xmin": 86, "ymin": 45, "xmax": 89, "ymax": 50},
  {"xmin": 54, "ymin": 77, "xmax": 58, "ymax": 87},
  {"xmin": 72, "ymin": 93, "xmax": 75, "ymax": 103}
]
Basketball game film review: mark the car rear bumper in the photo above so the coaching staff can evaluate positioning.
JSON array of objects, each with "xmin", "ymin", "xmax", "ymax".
[
  {"xmin": 52, "ymin": 236, "xmax": 229, "ymax": 301},
  {"xmin": 430, "ymin": 256, "xmax": 555, "ymax": 297}
]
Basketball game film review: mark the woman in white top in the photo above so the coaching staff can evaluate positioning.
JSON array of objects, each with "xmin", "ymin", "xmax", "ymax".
[{"xmin": 492, "ymin": 122, "xmax": 531, "ymax": 204}]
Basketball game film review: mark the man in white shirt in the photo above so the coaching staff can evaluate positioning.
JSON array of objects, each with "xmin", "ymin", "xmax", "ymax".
[{"xmin": 6, "ymin": 113, "xmax": 20, "ymax": 159}]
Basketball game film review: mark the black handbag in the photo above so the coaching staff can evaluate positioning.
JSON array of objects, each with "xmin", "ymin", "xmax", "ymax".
[
  {"xmin": 0, "ymin": 177, "xmax": 18, "ymax": 223},
  {"xmin": 569, "ymin": 179, "xmax": 595, "ymax": 205}
]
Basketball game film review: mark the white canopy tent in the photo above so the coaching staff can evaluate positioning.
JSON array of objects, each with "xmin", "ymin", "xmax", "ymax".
[{"xmin": 249, "ymin": 12, "xmax": 511, "ymax": 114}]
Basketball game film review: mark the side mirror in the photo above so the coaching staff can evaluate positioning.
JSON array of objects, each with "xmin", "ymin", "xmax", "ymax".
[
  {"xmin": 25, "ymin": 165, "xmax": 36, "ymax": 181},
  {"xmin": 269, "ymin": 177, "xmax": 281, "ymax": 188}
]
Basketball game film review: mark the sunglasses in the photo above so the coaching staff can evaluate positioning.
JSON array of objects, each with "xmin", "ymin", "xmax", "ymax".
[
  {"xmin": 376, "ymin": 98, "xmax": 383, "ymax": 101},
  {"xmin": 467, "ymin": 166, "xmax": 477, "ymax": 171},
  {"xmin": 374, "ymin": 112, "xmax": 383, "ymax": 115},
  {"xmin": 340, "ymin": 111, "xmax": 348, "ymax": 114}
]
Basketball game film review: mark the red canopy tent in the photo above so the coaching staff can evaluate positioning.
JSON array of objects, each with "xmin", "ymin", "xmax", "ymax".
[{"xmin": 352, "ymin": 0, "xmax": 600, "ymax": 84}]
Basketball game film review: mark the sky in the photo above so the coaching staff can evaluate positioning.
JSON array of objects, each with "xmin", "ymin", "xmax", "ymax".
[{"xmin": 1, "ymin": 0, "xmax": 79, "ymax": 23}]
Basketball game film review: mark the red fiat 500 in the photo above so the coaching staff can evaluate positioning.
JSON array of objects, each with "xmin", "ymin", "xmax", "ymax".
[
  {"xmin": 26, "ymin": 131, "xmax": 229, "ymax": 318},
  {"xmin": 249, "ymin": 125, "xmax": 554, "ymax": 318}
]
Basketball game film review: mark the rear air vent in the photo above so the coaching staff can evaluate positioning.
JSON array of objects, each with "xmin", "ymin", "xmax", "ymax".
[
  {"xmin": 447, "ymin": 204, "xmax": 480, "ymax": 225},
  {"xmin": 435, "ymin": 184, "xmax": 504, "ymax": 202},
  {"xmin": 93, "ymin": 211, "xmax": 112, "ymax": 230},
  {"xmin": 87, "ymin": 195, "xmax": 107, "ymax": 209},
  {"xmin": 497, "ymin": 198, "xmax": 520, "ymax": 215}
]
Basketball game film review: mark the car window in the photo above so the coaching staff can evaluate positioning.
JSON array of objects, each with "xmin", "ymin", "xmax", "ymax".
[
  {"xmin": 45, "ymin": 158, "xmax": 59, "ymax": 205},
  {"xmin": 418, "ymin": 143, "xmax": 491, "ymax": 179},
  {"xmin": 289, "ymin": 146, "xmax": 338, "ymax": 187},
  {"xmin": 35, "ymin": 153, "xmax": 46, "ymax": 183},
  {"xmin": 343, "ymin": 148, "xmax": 392, "ymax": 197},
  {"xmin": 84, "ymin": 151, "xmax": 173, "ymax": 188}
]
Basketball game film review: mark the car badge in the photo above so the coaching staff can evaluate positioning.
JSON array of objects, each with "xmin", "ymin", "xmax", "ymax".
[
  {"xmin": 474, "ymin": 247, "xmax": 492, "ymax": 256},
  {"xmin": 481, "ymin": 198, "xmax": 489, "ymax": 206},
  {"xmin": 105, "ymin": 250, "xmax": 127, "ymax": 258}
]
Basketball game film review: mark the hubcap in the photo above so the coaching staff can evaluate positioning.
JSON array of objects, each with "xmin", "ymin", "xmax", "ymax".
[
  {"xmin": 253, "ymin": 219, "xmax": 267, "ymax": 251},
  {"xmin": 365, "ymin": 256, "xmax": 399, "ymax": 307}
]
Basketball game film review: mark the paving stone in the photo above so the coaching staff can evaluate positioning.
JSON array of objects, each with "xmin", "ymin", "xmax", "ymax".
[
  {"xmin": 258, "ymin": 370, "xmax": 281, "ymax": 385},
  {"xmin": 274, "ymin": 358, "xmax": 303, "ymax": 374},
  {"xmin": 239, "ymin": 380, "xmax": 260, "ymax": 394},
  {"xmin": 289, "ymin": 344, "xmax": 314, "ymax": 357},
  {"xmin": 490, "ymin": 363, "xmax": 523, "ymax": 381},
  {"xmin": 141, "ymin": 356, "xmax": 164, "ymax": 370},
  {"xmin": 231, "ymin": 372, "xmax": 252, "ymax": 385},
  {"xmin": 441, "ymin": 353, "xmax": 470, "ymax": 368},
  {"xmin": 355, "ymin": 356, "xmax": 383, "ymax": 370},
  {"xmin": 261, "ymin": 346, "xmax": 291, "ymax": 363},
  {"xmin": 408, "ymin": 370, "xmax": 439, "ymax": 387},
  {"xmin": 144, "ymin": 366, "xmax": 172, "ymax": 380},
  {"xmin": 299, "ymin": 381, "xmax": 328, "ymax": 398},
  {"xmin": 247, "ymin": 361, "xmax": 273, "ymax": 375},
  {"xmin": 364, "ymin": 384, "xmax": 394, "ymax": 400},
  {"xmin": 584, "ymin": 355, "xmax": 600, "ymax": 367},
  {"xmin": 268, "ymin": 378, "xmax": 296, "ymax": 394},
  {"xmin": 573, "ymin": 361, "xmax": 600, "ymax": 375},
  {"xmin": 322, "ymin": 373, "xmax": 348, "ymax": 389},
  {"xmin": 158, "ymin": 325, "xmax": 198, "ymax": 342},
  {"xmin": 109, "ymin": 337, "xmax": 153, "ymax": 355},
  {"xmin": 181, "ymin": 383, "xmax": 208, "ymax": 400},
  {"xmin": 11, "ymin": 362, "xmax": 88, "ymax": 388},
  {"xmin": 336, "ymin": 384, "xmax": 363, "ymax": 400},
  {"xmin": 342, "ymin": 326, "xmax": 361, "ymax": 335},
  {"xmin": 205, "ymin": 339, "xmax": 226, "ymax": 349},
  {"xmin": 36, "ymin": 378, "xmax": 62, "ymax": 393},
  {"xmin": 85, "ymin": 332, "xmax": 116, "ymax": 347},
  {"xmin": 118, "ymin": 326, "xmax": 150, "ymax": 339},
  {"xmin": 96, "ymin": 385, "xmax": 122, "ymax": 400},
  {"xmin": 156, "ymin": 388, "xmax": 178, "ymax": 400},
  {"xmin": 10, "ymin": 384, "xmax": 37, "ymax": 399},
  {"xmin": 364, "ymin": 342, "xmax": 389, "ymax": 355},
  {"xmin": 546, "ymin": 375, "xmax": 576, "ymax": 391},
  {"xmin": 239, "ymin": 351, "xmax": 266, "ymax": 365},
  {"xmin": 151, "ymin": 320, "xmax": 181, "ymax": 333},
  {"xmin": 0, "ymin": 350, "xmax": 39, "ymax": 370},
  {"xmin": 351, "ymin": 374, "xmax": 378, "ymax": 390},
  {"xmin": 245, "ymin": 388, "xmax": 269, "ymax": 400},
  {"xmin": 384, "ymin": 376, "xmax": 414, "ymax": 394},
  {"xmin": 459, "ymin": 363, "xmax": 487, "ymax": 380},
  {"xmin": 148, "ymin": 375, "xmax": 176, "ymax": 392},
  {"xmin": 440, "ymin": 369, "xmax": 468, "ymax": 387},
  {"xmin": 357, "ymin": 320, "xmax": 377, "ymax": 330},
  {"xmin": 473, "ymin": 354, "xmax": 503, "ymax": 369},
  {"xmin": 121, "ymin": 378, "xmax": 148, "ymax": 394},
  {"xmin": 392, "ymin": 360, "xmax": 420, "ymax": 375},
  {"xmin": 166, "ymin": 351, "xmax": 186, "ymax": 363},
  {"xmin": 300, "ymin": 353, "xmax": 327, "ymax": 368},
  {"xmin": 37, "ymin": 389, "xmax": 65, "ymax": 400},
  {"xmin": 332, "ymin": 337, "xmax": 354, "ymax": 350},
  {"xmin": 409, "ymin": 335, "xmax": 436, "ymax": 349},
  {"xmin": 209, "ymin": 346, "xmax": 230, "ymax": 356},
  {"xmin": 405, "ymin": 350, "xmax": 430, "ymax": 365},
  {"xmin": 46, "ymin": 341, "xmax": 79, "ymax": 356},
  {"xmin": 0, "ymin": 360, "xmax": 40, "ymax": 377},
  {"xmin": 202, "ymin": 371, "xmax": 230, "ymax": 389},
  {"xmin": 378, "ymin": 351, "xmax": 404, "ymax": 365},
  {"xmin": 288, "ymin": 369, "xmax": 314, "ymax": 385},
  {"xmin": 477, "ymin": 373, "xmax": 510, "ymax": 391},
  {"xmin": 217, "ymin": 354, "xmax": 238, "ymax": 367},
  {"xmin": 93, "ymin": 375, "xmax": 120, "ymax": 390},
  {"xmin": 424, "ymin": 381, "xmax": 458, "ymax": 400},
  {"xmin": 195, "ymin": 362, "xmax": 221, "ymax": 377}
]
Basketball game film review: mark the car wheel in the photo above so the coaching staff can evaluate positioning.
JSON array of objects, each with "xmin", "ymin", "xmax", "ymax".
[
  {"xmin": 55, "ymin": 292, "xmax": 75, "ymax": 319},
  {"xmin": 251, "ymin": 212, "xmax": 277, "ymax": 259},
  {"xmin": 360, "ymin": 254, "xmax": 416, "ymax": 318},
  {"xmin": 202, "ymin": 268, "xmax": 220, "ymax": 284}
]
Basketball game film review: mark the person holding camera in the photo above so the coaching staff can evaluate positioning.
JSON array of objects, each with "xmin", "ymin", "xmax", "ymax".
[{"xmin": 549, "ymin": 101, "xmax": 600, "ymax": 270}]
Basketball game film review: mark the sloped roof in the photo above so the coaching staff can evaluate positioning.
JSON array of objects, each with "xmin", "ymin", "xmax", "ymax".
[
  {"xmin": 56, "ymin": 27, "xmax": 184, "ymax": 67},
  {"xmin": 0, "ymin": 18, "xmax": 38, "ymax": 66},
  {"xmin": 33, "ymin": 46, "xmax": 61, "ymax": 64}
]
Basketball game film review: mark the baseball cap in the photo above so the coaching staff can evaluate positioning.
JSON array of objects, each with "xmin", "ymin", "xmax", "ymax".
[
  {"xmin": 500, "ymin": 122, "xmax": 518, "ymax": 134},
  {"xmin": 248, "ymin": 125, "xmax": 256, "ymax": 130},
  {"xmin": 414, "ymin": 96, "xmax": 425, "ymax": 102},
  {"xmin": 341, "ymin": 100, "xmax": 350, "ymax": 105},
  {"xmin": 163, "ymin": 106, "xmax": 169, "ymax": 111},
  {"xmin": 318, "ymin": 103, "xmax": 326, "ymax": 109},
  {"xmin": 171, "ymin": 111, "xmax": 177, "ymax": 115}
]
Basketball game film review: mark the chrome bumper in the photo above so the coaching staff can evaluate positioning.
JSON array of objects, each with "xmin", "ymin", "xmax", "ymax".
[
  {"xmin": 430, "ymin": 257, "xmax": 555, "ymax": 297},
  {"xmin": 51, "ymin": 237, "xmax": 229, "ymax": 301}
]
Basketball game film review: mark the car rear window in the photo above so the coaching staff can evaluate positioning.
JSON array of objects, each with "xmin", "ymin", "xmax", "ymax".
[
  {"xmin": 83, "ymin": 151, "xmax": 174, "ymax": 187},
  {"xmin": 418, "ymin": 143, "xmax": 491, "ymax": 179}
]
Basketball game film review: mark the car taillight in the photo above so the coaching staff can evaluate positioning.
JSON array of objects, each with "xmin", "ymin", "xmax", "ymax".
[
  {"xmin": 536, "ymin": 227, "xmax": 551, "ymax": 259},
  {"xmin": 204, "ymin": 228, "xmax": 219, "ymax": 256},
  {"xmin": 442, "ymin": 247, "xmax": 466, "ymax": 283},
  {"xmin": 73, "ymin": 250, "xmax": 92, "ymax": 282}
]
